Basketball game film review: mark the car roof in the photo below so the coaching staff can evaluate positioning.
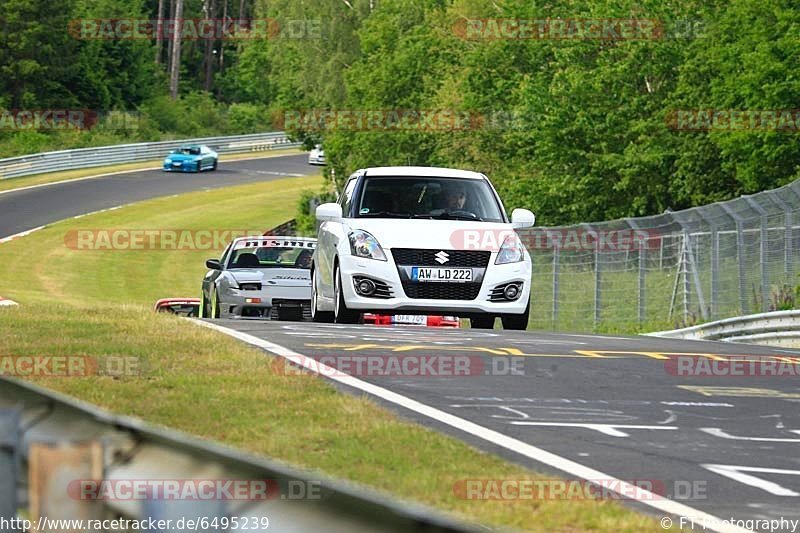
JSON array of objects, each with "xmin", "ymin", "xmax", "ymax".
[{"xmin": 358, "ymin": 166, "xmax": 486, "ymax": 180}]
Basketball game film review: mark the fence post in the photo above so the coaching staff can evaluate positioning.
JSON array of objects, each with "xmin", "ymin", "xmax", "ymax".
[
  {"xmin": 711, "ymin": 227, "xmax": 719, "ymax": 318},
  {"xmin": 594, "ymin": 246, "xmax": 601, "ymax": 326},
  {"xmin": 638, "ymin": 239, "xmax": 646, "ymax": 324},
  {"xmin": 552, "ymin": 241, "xmax": 560, "ymax": 329},
  {"xmin": 682, "ymin": 234, "xmax": 690, "ymax": 323},
  {"xmin": 0, "ymin": 409, "xmax": 20, "ymax": 521},
  {"xmin": 736, "ymin": 221, "xmax": 748, "ymax": 314}
]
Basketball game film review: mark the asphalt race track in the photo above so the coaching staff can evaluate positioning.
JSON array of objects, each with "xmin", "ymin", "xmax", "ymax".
[
  {"xmin": 0, "ymin": 153, "xmax": 311, "ymax": 238},
  {"xmin": 206, "ymin": 320, "xmax": 800, "ymax": 532},
  {"xmin": 5, "ymin": 154, "xmax": 800, "ymax": 531}
]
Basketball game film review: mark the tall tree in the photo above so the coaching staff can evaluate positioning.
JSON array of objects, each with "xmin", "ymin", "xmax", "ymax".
[{"xmin": 169, "ymin": 0, "xmax": 184, "ymax": 98}]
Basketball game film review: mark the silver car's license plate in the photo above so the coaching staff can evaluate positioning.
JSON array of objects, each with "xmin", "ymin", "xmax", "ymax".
[{"xmin": 411, "ymin": 267, "xmax": 472, "ymax": 282}]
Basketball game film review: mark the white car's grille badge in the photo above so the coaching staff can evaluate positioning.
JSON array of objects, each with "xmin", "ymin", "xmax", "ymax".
[{"xmin": 434, "ymin": 251, "xmax": 450, "ymax": 264}]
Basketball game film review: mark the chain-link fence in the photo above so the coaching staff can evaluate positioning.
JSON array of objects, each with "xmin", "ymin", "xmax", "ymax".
[{"xmin": 519, "ymin": 179, "xmax": 800, "ymax": 332}]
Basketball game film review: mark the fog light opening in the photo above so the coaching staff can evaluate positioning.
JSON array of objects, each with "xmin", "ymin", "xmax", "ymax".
[
  {"xmin": 504, "ymin": 283, "xmax": 521, "ymax": 300},
  {"xmin": 356, "ymin": 279, "xmax": 376, "ymax": 296}
]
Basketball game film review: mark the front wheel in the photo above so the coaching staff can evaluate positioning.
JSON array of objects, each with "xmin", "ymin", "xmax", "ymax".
[
  {"xmin": 334, "ymin": 266, "xmax": 359, "ymax": 324},
  {"xmin": 200, "ymin": 289, "xmax": 209, "ymax": 318},
  {"xmin": 210, "ymin": 287, "xmax": 221, "ymax": 318},
  {"xmin": 501, "ymin": 301, "xmax": 530, "ymax": 331},
  {"xmin": 311, "ymin": 267, "xmax": 334, "ymax": 323},
  {"xmin": 211, "ymin": 159, "xmax": 218, "ymax": 171}
]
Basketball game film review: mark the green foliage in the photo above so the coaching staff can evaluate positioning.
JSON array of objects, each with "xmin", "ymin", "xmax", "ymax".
[
  {"xmin": 295, "ymin": 188, "xmax": 337, "ymax": 237},
  {"xmin": 3, "ymin": 0, "xmax": 800, "ymax": 226}
]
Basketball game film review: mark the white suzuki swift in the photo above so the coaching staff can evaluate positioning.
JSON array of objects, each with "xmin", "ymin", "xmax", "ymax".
[{"xmin": 312, "ymin": 167, "xmax": 535, "ymax": 329}]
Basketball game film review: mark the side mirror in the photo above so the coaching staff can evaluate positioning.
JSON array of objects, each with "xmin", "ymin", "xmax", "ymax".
[
  {"xmin": 511, "ymin": 208, "xmax": 535, "ymax": 229},
  {"xmin": 206, "ymin": 259, "xmax": 223, "ymax": 270},
  {"xmin": 316, "ymin": 202, "xmax": 343, "ymax": 222}
]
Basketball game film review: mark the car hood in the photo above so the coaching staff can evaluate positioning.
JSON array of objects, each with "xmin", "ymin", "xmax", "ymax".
[
  {"xmin": 230, "ymin": 268, "xmax": 311, "ymax": 285},
  {"xmin": 344, "ymin": 219, "xmax": 517, "ymax": 252},
  {"xmin": 165, "ymin": 153, "xmax": 199, "ymax": 161}
]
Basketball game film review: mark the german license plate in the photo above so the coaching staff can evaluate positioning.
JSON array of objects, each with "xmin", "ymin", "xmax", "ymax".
[
  {"xmin": 392, "ymin": 314, "xmax": 427, "ymax": 325},
  {"xmin": 411, "ymin": 267, "xmax": 472, "ymax": 282}
]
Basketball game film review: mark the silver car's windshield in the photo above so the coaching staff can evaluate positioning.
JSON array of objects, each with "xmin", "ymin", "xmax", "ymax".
[
  {"xmin": 227, "ymin": 247, "xmax": 312, "ymax": 269},
  {"xmin": 355, "ymin": 177, "xmax": 505, "ymax": 222}
]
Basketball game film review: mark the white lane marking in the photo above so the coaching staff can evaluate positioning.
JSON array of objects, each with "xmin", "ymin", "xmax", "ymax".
[
  {"xmin": 699, "ymin": 428, "xmax": 800, "ymax": 443},
  {"xmin": 193, "ymin": 319, "xmax": 751, "ymax": 533},
  {"xmin": 0, "ymin": 225, "xmax": 46, "ymax": 243},
  {"xmin": 0, "ymin": 151, "xmax": 304, "ymax": 197},
  {"xmin": 508, "ymin": 422, "xmax": 678, "ymax": 437},
  {"xmin": 702, "ymin": 465, "xmax": 800, "ymax": 497}
]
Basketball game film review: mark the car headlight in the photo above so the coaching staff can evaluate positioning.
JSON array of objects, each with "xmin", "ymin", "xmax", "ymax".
[
  {"xmin": 348, "ymin": 230, "xmax": 387, "ymax": 261},
  {"xmin": 495, "ymin": 233, "xmax": 525, "ymax": 264},
  {"xmin": 165, "ymin": 159, "xmax": 172, "ymax": 163}
]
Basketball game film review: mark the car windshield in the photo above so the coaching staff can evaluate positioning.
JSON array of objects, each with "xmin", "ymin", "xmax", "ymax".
[
  {"xmin": 174, "ymin": 146, "xmax": 200, "ymax": 155},
  {"xmin": 355, "ymin": 177, "xmax": 505, "ymax": 222},
  {"xmin": 228, "ymin": 247, "xmax": 313, "ymax": 269}
]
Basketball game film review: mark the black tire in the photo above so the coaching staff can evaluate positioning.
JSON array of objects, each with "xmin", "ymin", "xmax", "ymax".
[
  {"xmin": 311, "ymin": 267, "xmax": 334, "ymax": 323},
  {"xmin": 212, "ymin": 159, "xmax": 218, "ymax": 171},
  {"xmin": 195, "ymin": 160, "xmax": 202, "ymax": 173},
  {"xmin": 334, "ymin": 265, "xmax": 359, "ymax": 324},
  {"xmin": 501, "ymin": 300, "xmax": 530, "ymax": 331},
  {"xmin": 470, "ymin": 315, "xmax": 495, "ymax": 329},
  {"xmin": 200, "ymin": 290, "xmax": 209, "ymax": 318}
]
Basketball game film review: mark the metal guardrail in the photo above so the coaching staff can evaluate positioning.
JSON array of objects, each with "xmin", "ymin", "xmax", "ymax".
[
  {"xmin": 647, "ymin": 309, "xmax": 800, "ymax": 347},
  {"xmin": 0, "ymin": 132, "xmax": 302, "ymax": 180},
  {"xmin": 0, "ymin": 377, "xmax": 477, "ymax": 532}
]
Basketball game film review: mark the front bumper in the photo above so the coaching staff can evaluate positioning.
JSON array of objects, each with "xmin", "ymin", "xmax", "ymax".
[
  {"xmin": 218, "ymin": 286, "xmax": 312, "ymax": 319},
  {"xmin": 337, "ymin": 252, "xmax": 530, "ymax": 315},
  {"xmin": 163, "ymin": 161, "xmax": 198, "ymax": 172}
]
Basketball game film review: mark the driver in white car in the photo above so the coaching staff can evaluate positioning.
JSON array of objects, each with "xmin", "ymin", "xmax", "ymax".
[{"xmin": 444, "ymin": 186, "xmax": 468, "ymax": 210}]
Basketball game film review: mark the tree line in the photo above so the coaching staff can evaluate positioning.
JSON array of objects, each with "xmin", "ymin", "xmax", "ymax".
[{"xmin": 1, "ymin": 0, "xmax": 798, "ymax": 225}]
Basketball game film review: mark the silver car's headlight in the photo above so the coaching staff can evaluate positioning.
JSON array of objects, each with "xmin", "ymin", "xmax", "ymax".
[
  {"xmin": 348, "ymin": 230, "xmax": 387, "ymax": 261},
  {"xmin": 495, "ymin": 233, "xmax": 525, "ymax": 264}
]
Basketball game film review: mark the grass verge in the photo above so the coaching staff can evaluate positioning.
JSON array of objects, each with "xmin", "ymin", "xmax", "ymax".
[
  {"xmin": 0, "ymin": 176, "xmax": 667, "ymax": 531},
  {"xmin": 0, "ymin": 147, "xmax": 303, "ymax": 194}
]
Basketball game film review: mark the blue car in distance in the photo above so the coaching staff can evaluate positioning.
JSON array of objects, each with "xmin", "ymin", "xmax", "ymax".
[{"xmin": 163, "ymin": 144, "xmax": 218, "ymax": 173}]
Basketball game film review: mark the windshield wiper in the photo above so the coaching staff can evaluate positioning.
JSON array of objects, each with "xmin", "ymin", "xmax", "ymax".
[
  {"xmin": 413, "ymin": 211, "xmax": 485, "ymax": 221},
  {"xmin": 358, "ymin": 211, "xmax": 409, "ymax": 218}
]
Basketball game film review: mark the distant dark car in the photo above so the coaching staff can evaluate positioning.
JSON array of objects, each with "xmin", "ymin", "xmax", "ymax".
[{"xmin": 163, "ymin": 144, "xmax": 218, "ymax": 173}]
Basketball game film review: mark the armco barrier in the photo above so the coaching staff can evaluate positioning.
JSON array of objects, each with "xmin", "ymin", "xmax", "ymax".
[
  {"xmin": 647, "ymin": 309, "xmax": 800, "ymax": 347},
  {"xmin": 0, "ymin": 377, "xmax": 477, "ymax": 532},
  {"xmin": 0, "ymin": 132, "xmax": 302, "ymax": 180}
]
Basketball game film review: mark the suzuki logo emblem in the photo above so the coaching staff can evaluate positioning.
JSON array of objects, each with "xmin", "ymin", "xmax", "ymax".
[{"xmin": 434, "ymin": 251, "xmax": 450, "ymax": 264}]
